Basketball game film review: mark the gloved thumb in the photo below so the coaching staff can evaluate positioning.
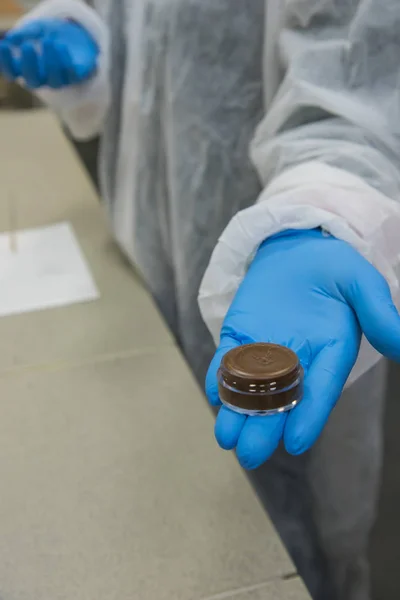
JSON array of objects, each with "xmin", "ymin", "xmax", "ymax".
[
  {"xmin": 343, "ymin": 260, "xmax": 400, "ymax": 362},
  {"xmin": 206, "ymin": 335, "xmax": 252, "ymax": 452},
  {"xmin": 205, "ymin": 335, "xmax": 241, "ymax": 406},
  {"xmin": 4, "ymin": 21, "xmax": 47, "ymax": 45}
]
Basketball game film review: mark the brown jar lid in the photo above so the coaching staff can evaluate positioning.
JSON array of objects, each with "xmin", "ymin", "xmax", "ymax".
[{"xmin": 218, "ymin": 343, "xmax": 303, "ymax": 414}]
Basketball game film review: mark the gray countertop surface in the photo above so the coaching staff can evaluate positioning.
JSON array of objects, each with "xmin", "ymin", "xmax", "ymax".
[{"xmin": 0, "ymin": 110, "xmax": 310, "ymax": 600}]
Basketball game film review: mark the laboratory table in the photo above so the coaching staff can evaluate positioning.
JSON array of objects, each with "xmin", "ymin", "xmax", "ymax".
[{"xmin": 0, "ymin": 110, "xmax": 311, "ymax": 600}]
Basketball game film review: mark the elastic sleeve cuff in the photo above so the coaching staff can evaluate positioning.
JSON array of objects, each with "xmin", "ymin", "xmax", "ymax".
[
  {"xmin": 198, "ymin": 161, "xmax": 400, "ymax": 384},
  {"xmin": 16, "ymin": 0, "xmax": 110, "ymax": 137}
]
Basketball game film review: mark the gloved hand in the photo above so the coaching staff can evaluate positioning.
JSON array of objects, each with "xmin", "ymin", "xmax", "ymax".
[
  {"xmin": 0, "ymin": 19, "xmax": 98, "ymax": 89},
  {"xmin": 206, "ymin": 229, "xmax": 400, "ymax": 469}
]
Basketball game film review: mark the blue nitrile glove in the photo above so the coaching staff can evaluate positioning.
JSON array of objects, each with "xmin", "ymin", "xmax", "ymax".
[
  {"xmin": 0, "ymin": 19, "xmax": 98, "ymax": 89},
  {"xmin": 206, "ymin": 229, "xmax": 400, "ymax": 469}
]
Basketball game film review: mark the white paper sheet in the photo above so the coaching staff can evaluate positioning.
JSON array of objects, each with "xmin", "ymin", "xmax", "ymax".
[{"xmin": 0, "ymin": 222, "xmax": 99, "ymax": 317}]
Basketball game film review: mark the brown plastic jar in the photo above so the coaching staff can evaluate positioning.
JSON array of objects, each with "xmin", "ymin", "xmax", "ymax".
[{"xmin": 218, "ymin": 343, "xmax": 303, "ymax": 416}]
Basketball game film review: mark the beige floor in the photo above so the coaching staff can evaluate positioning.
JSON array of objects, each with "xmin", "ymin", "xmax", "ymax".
[{"xmin": 0, "ymin": 110, "xmax": 310, "ymax": 599}]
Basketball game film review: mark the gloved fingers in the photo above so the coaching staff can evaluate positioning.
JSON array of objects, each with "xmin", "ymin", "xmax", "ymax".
[
  {"xmin": 42, "ymin": 38, "xmax": 67, "ymax": 89},
  {"xmin": 344, "ymin": 261, "xmax": 400, "ymax": 362},
  {"xmin": 55, "ymin": 40, "xmax": 94, "ymax": 85},
  {"xmin": 55, "ymin": 41, "xmax": 80, "ymax": 84},
  {"xmin": 215, "ymin": 406, "xmax": 246, "ymax": 450},
  {"xmin": 205, "ymin": 335, "xmax": 241, "ymax": 406},
  {"xmin": 5, "ymin": 22, "xmax": 47, "ymax": 46},
  {"xmin": 20, "ymin": 42, "xmax": 44, "ymax": 88},
  {"xmin": 284, "ymin": 339, "xmax": 356, "ymax": 455},
  {"xmin": 236, "ymin": 413, "xmax": 287, "ymax": 470},
  {"xmin": 0, "ymin": 42, "xmax": 20, "ymax": 79}
]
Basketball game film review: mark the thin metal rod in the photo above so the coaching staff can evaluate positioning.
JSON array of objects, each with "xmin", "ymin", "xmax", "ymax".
[{"xmin": 8, "ymin": 194, "xmax": 17, "ymax": 253}]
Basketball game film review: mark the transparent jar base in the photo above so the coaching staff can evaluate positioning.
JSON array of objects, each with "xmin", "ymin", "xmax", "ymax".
[
  {"xmin": 218, "ymin": 369, "xmax": 303, "ymax": 416},
  {"xmin": 220, "ymin": 397, "xmax": 301, "ymax": 417}
]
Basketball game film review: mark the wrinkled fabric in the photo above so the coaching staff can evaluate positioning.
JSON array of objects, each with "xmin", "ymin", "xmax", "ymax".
[
  {"xmin": 257, "ymin": 0, "xmax": 400, "ymax": 197},
  {"xmin": 16, "ymin": 0, "xmax": 111, "ymax": 138},
  {"xmin": 96, "ymin": 0, "xmax": 265, "ymax": 383},
  {"xmin": 24, "ymin": 0, "xmax": 400, "ymax": 385},
  {"xmin": 17, "ymin": 1, "xmax": 399, "ymax": 598},
  {"xmin": 200, "ymin": 0, "xmax": 400, "ymax": 386},
  {"xmin": 21, "ymin": 0, "xmax": 265, "ymax": 383},
  {"xmin": 249, "ymin": 360, "xmax": 387, "ymax": 600}
]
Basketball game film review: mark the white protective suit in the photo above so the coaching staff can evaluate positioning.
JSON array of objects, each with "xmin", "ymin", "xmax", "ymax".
[{"xmin": 18, "ymin": 1, "xmax": 400, "ymax": 598}]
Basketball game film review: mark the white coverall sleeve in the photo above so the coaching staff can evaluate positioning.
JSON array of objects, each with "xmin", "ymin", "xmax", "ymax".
[
  {"xmin": 16, "ymin": 0, "xmax": 110, "ymax": 140},
  {"xmin": 199, "ymin": 0, "xmax": 400, "ymax": 372}
]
